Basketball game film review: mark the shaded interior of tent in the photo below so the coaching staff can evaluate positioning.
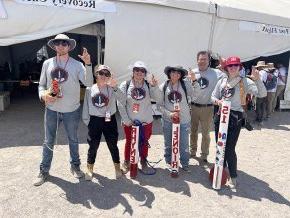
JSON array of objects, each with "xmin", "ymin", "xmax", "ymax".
[{"xmin": 0, "ymin": 21, "xmax": 105, "ymax": 98}]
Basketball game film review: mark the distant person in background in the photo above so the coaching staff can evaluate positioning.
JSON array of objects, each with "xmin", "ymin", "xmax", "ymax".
[
  {"xmin": 265, "ymin": 63, "xmax": 278, "ymax": 118},
  {"xmin": 254, "ymin": 61, "xmax": 268, "ymax": 125},
  {"xmin": 273, "ymin": 63, "xmax": 287, "ymax": 109}
]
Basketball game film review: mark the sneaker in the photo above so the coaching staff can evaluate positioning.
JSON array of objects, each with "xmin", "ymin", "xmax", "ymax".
[
  {"xmin": 70, "ymin": 165, "xmax": 84, "ymax": 179},
  {"xmin": 122, "ymin": 160, "xmax": 130, "ymax": 174},
  {"xmin": 228, "ymin": 177, "xmax": 237, "ymax": 189},
  {"xmin": 140, "ymin": 160, "xmax": 154, "ymax": 174},
  {"xmin": 33, "ymin": 172, "xmax": 49, "ymax": 186},
  {"xmin": 181, "ymin": 165, "xmax": 191, "ymax": 173},
  {"xmin": 165, "ymin": 163, "xmax": 172, "ymax": 172}
]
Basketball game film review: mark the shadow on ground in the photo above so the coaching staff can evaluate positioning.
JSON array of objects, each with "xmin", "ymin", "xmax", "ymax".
[{"xmin": 48, "ymin": 174, "xmax": 154, "ymax": 216}]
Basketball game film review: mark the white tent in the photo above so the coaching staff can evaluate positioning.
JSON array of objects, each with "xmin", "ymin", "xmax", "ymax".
[{"xmin": 1, "ymin": 0, "xmax": 290, "ymax": 99}]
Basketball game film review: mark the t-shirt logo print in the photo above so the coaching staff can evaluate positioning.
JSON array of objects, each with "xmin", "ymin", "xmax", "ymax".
[
  {"xmin": 51, "ymin": 67, "xmax": 68, "ymax": 83},
  {"xmin": 168, "ymin": 90, "xmax": 182, "ymax": 103},
  {"xmin": 198, "ymin": 77, "xmax": 209, "ymax": 89},
  {"xmin": 92, "ymin": 93, "xmax": 109, "ymax": 108},
  {"xmin": 131, "ymin": 87, "xmax": 146, "ymax": 100},
  {"xmin": 221, "ymin": 87, "xmax": 235, "ymax": 98}
]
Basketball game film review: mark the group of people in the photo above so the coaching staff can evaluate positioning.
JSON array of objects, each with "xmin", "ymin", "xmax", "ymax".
[
  {"xmin": 34, "ymin": 34, "xmax": 266, "ymax": 189},
  {"xmin": 253, "ymin": 61, "xmax": 287, "ymax": 125}
]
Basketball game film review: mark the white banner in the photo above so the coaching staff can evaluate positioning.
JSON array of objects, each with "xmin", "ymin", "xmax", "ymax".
[
  {"xmin": 239, "ymin": 21, "xmax": 290, "ymax": 37},
  {"xmin": 0, "ymin": 0, "xmax": 7, "ymax": 19},
  {"xmin": 14, "ymin": 0, "xmax": 116, "ymax": 13}
]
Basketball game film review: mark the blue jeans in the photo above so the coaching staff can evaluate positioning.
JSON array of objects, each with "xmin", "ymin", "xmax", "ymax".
[
  {"xmin": 162, "ymin": 119, "xmax": 190, "ymax": 167},
  {"xmin": 40, "ymin": 107, "xmax": 81, "ymax": 173}
]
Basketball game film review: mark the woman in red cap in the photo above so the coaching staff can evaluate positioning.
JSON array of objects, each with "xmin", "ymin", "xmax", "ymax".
[{"xmin": 211, "ymin": 56, "xmax": 266, "ymax": 188}]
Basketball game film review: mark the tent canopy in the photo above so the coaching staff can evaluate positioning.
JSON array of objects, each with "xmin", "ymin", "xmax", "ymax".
[{"xmin": 0, "ymin": 0, "xmax": 290, "ymax": 81}]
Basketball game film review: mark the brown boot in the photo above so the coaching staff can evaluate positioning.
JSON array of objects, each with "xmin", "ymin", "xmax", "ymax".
[
  {"xmin": 122, "ymin": 160, "xmax": 130, "ymax": 174},
  {"xmin": 85, "ymin": 163, "xmax": 94, "ymax": 181},
  {"xmin": 114, "ymin": 163, "xmax": 124, "ymax": 179}
]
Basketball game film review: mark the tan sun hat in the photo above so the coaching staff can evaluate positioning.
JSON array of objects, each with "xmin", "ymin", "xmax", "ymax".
[
  {"xmin": 47, "ymin": 34, "xmax": 76, "ymax": 51},
  {"xmin": 266, "ymin": 63, "xmax": 276, "ymax": 70},
  {"xmin": 255, "ymin": 61, "xmax": 267, "ymax": 69}
]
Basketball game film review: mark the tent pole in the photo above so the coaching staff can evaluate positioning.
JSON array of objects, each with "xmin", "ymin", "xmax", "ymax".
[{"xmin": 208, "ymin": 3, "xmax": 217, "ymax": 53}]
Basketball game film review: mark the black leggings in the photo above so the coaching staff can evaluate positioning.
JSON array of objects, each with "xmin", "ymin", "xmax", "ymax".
[
  {"xmin": 214, "ymin": 110, "xmax": 243, "ymax": 178},
  {"xmin": 87, "ymin": 115, "xmax": 120, "ymax": 164}
]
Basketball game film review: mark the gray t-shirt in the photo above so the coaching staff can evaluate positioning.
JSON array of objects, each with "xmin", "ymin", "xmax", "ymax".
[
  {"xmin": 117, "ymin": 80, "xmax": 160, "ymax": 125},
  {"xmin": 82, "ymin": 84, "xmax": 124, "ymax": 126},
  {"xmin": 38, "ymin": 57, "xmax": 93, "ymax": 113},
  {"xmin": 157, "ymin": 79, "xmax": 199, "ymax": 124},
  {"xmin": 211, "ymin": 76, "xmax": 267, "ymax": 112},
  {"xmin": 193, "ymin": 67, "xmax": 225, "ymax": 104}
]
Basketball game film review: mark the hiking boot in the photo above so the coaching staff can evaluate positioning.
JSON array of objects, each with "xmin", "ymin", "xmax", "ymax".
[
  {"xmin": 85, "ymin": 163, "xmax": 94, "ymax": 181},
  {"xmin": 70, "ymin": 165, "xmax": 84, "ymax": 179},
  {"xmin": 114, "ymin": 163, "xmax": 124, "ymax": 179},
  {"xmin": 122, "ymin": 160, "xmax": 130, "ymax": 174},
  {"xmin": 33, "ymin": 172, "xmax": 49, "ymax": 186},
  {"xmin": 228, "ymin": 177, "xmax": 237, "ymax": 189}
]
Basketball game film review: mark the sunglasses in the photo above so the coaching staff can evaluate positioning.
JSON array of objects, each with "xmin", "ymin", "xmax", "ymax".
[
  {"xmin": 133, "ymin": 67, "xmax": 146, "ymax": 73},
  {"xmin": 227, "ymin": 64, "xmax": 240, "ymax": 68},
  {"xmin": 98, "ymin": 70, "xmax": 111, "ymax": 77},
  {"xmin": 54, "ymin": 40, "xmax": 69, "ymax": 47}
]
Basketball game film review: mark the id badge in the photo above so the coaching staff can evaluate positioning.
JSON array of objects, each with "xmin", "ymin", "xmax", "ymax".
[
  {"xmin": 105, "ymin": 111, "xmax": 111, "ymax": 122},
  {"xmin": 173, "ymin": 102, "xmax": 180, "ymax": 111},
  {"xmin": 132, "ymin": 103, "xmax": 140, "ymax": 113}
]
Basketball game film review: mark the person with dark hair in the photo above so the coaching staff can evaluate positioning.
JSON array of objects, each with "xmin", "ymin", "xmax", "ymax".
[
  {"xmin": 117, "ymin": 61, "xmax": 160, "ymax": 174},
  {"xmin": 82, "ymin": 65, "xmax": 124, "ymax": 180},
  {"xmin": 274, "ymin": 63, "xmax": 287, "ymax": 109},
  {"xmin": 190, "ymin": 51, "xmax": 225, "ymax": 162},
  {"xmin": 34, "ymin": 34, "xmax": 93, "ymax": 186},
  {"xmin": 212, "ymin": 56, "xmax": 266, "ymax": 188},
  {"xmin": 157, "ymin": 66, "xmax": 199, "ymax": 172}
]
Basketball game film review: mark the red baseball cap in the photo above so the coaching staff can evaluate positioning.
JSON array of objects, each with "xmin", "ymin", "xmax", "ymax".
[{"xmin": 224, "ymin": 56, "xmax": 242, "ymax": 71}]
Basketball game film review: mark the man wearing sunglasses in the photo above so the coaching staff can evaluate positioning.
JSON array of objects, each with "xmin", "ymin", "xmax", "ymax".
[
  {"xmin": 34, "ymin": 34, "xmax": 93, "ymax": 186},
  {"xmin": 190, "ymin": 51, "xmax": 225, "ymax": 163}
]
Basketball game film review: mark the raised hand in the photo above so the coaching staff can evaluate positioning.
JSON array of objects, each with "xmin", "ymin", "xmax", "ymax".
[
  {"xmin": 107, "ymin": 73, "xmax": 118, "ymax": 88},
  {"xmin": 149, "ymin": 74, "xmax": 158, "ymax": 87},
  {"xmin": 78, "ymin": 47, "xmax": 91, "ymax": 65},
  {"xmin": 188, "ymin": 68, "xmax": 196, "ymax": 81},
  {"xmin": 250, "ymin": 68, "xmax": 260, "ymax": 81}
]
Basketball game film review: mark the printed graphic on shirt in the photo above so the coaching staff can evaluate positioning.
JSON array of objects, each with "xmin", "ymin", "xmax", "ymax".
[
  {"xmin": 221, "ymin": 87, "xmax": 235, "ymax": 99},
  {"xmin": 197, "ymin": 77, "xmax": 209, "ymax": 89},
  {"xmin": 168, "ymin": 90, "xmax": 182, "ymax": 104},
  {"xmin": 51, "ymin": 67, "xmax": 68, "ymax": 84},
  {"xmin": 131, "ymin": 87, "xmax": 146, "ymax": 100},
  {"xmin": 92, "ymin": 93, "xmax": 109, "ymax": 108}
]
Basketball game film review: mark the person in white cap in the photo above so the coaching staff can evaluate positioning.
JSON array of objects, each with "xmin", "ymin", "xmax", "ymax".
[
  {"xmin": 34, "ymin": 33, "xmax": 94, "ymax": 186},
  {"xmin": 117, "ymin": 61, "xmax": 160, "ymax": 175},
  {"xmin": 82, "ymin": 65, "xmax": 124, "ymax": 180}
]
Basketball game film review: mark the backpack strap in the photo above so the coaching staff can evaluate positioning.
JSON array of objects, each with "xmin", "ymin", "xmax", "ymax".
[{"xmin": 239, "ymin": 78, "xmax": 247, "ymax": 111}]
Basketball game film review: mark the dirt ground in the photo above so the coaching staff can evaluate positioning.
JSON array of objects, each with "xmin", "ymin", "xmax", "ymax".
[{"xmin": 0, "ymin": 93, "xmax": 289, "ymax": 218}]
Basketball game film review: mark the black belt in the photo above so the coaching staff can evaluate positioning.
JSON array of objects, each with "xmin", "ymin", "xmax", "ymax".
[{"xmin": 191, "ymin": 102, "xmax": 213, "ymax": 107}]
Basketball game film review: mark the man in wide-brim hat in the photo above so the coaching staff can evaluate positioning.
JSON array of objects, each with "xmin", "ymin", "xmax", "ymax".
[
  {"xmin": 254, "ymin": 60, "xmax": 268, "ymax": 70},
  {"xmin": 34, "ymin": 33, "xmax": 94, "ymax": 186}
]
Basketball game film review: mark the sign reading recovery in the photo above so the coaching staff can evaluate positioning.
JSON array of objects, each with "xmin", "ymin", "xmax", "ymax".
[{"xmin": 14, "ymin": 0, "xmax": 116, "ymax": 12}]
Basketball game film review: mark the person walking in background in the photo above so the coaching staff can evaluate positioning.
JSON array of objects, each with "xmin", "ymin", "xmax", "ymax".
[{"xmin": 265, "ymin": 63, "xmax": 278, "ymax": 118}]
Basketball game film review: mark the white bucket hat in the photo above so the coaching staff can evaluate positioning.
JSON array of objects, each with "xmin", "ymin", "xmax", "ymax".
[
  {"xmin": 130, "ymin": 61, "xmax": 148, "ymax": 74},
  {"xmin": 47, "ymin": 34, "xmax": 76, "ymax": 51}
]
